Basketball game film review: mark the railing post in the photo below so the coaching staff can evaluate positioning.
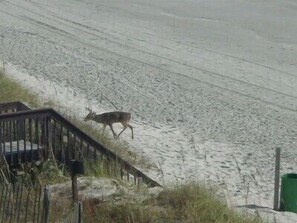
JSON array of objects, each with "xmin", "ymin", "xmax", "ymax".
[
  {"xmin": 42, "ymin": 186, "xmax": 50, "ymax": 223},
  {"xmin": 17, "ymin": 118, "xmax": 25, "ymax": 141},
  {"xmin": 47, "ymin": 117, "xmax": 53, "ymax": 160},
  {"xmin": 40, "ymin": 117, "xmax": 46, "ymax": 150},
  {"xmin": 77, "ymin": 202, "xmax": 83, "ymax": 223},
  {"xmin": 274, "ymin": 147, "xmax": 281, "ymax": 211},
  {"xmin": 72, "ymin": 172, "xmax": 78, "ymax": 203},
  {"xmin": 0, "ymin": 122, "xmax": 2, "ymax": 152},
  {"xmin": 71, "ymin": 160, "xmax": 84, "ymax": 203}
]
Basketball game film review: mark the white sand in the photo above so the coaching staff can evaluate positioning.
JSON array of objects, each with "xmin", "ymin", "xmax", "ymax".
[{"xmin": 1, "ymin": 0, "xmax": 297, "ymax": 222}]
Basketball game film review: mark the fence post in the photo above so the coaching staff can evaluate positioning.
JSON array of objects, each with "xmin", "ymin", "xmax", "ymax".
[
  {"xmin": 274, "ymin": 147, "xmax": 281, "ymax": 211},
  {"xmin": 72, "ymin": 172, "xmax": 78, "ymax": 203},
  {"xmin": 137, "ymin": 177, "xmax": 143, "ymax": 192},
  {"xmin": 71, "ymin": 160, "xmax": 84, "ymax": 203},
  {"xmin": 78, "ymin": 202, "xmax": 83, "ymax": 223},
  {"xmin": 42, "ymin": 185, "xmax": 50, "ymax": 223}
]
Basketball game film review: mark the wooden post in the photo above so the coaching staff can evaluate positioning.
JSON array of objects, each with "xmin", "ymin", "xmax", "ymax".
[
  {"xmin": 42, "ymin": 186, "xmax": 50, "ymax": 223},
  {"xmin": 71, "ymin": 160, "xmax": 84, "ymax": 203},
  {"xmin": 72, "ymin": 172, "xmax": 78, "ymax": 203},
  {"xmin": 137, "ymin": 177, "xmax": 143, "ymax": 192},
  {"xmin": 274, "ymin": 147, "xmax": 281, "ymax": 211},
  {"xmin": 78, "ymin": 202, "xmax": 83, "ymax": 223}
]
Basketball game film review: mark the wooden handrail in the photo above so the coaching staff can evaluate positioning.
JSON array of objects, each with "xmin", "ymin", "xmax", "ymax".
[{"xmin": 0, "ymin": 101, "xmax": 31, "ymax": 112}]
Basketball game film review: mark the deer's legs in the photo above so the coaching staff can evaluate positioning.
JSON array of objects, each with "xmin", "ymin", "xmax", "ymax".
[
  {"xmin": 118, "ymin": 123, "xmax": 134, "ymax": 139},
  {"xmin": 99, "ymin": 125, "xmax": 106, "ymax": 133},
  {"xmin": 108, "ymin": 124, "xmax": 117, "ymax": 138},
  {"xmin": 129, "ymin": 124, "xmax": 134, "ymax": 139},
  {"xmin": 117, "ymin": 127, "xmax": 127, "ymax": 138}
]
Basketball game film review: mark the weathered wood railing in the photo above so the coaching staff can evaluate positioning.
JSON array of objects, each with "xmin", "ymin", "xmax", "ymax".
[
  {"xmin": 0, "ymin": 101, "xmax": 31, "ymax": 114},
  {"xmin": 0, "ymin": 102, "xmax": 161, "ymax": 187},
  {"xmin": 0, "ymin": 183, "xmax": 49, "ymax": 223}
]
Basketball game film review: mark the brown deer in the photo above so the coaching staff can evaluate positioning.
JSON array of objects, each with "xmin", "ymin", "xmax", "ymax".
[{"xmin": 84, "ymin": 108, "xmax": 134, "ymax": 139}]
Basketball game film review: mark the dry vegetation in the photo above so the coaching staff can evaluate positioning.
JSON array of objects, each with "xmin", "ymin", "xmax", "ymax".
[
  {"xmin": 0, "ymin": 72, "xmax": 264, "ymax": 222},
  {"xmin": 81, "ymin": 183, "xmax": 263, "ymax": 223}
]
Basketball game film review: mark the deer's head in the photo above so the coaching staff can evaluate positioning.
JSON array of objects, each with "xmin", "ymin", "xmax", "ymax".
[{"xmin": 84, "ymin": 107, "xmax": 96, "ymax": 122}]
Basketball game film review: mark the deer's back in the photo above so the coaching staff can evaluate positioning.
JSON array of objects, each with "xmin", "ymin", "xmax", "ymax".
[{"xmin": 96, "ymin": 111, "xmax": 131, "ymax": 124}]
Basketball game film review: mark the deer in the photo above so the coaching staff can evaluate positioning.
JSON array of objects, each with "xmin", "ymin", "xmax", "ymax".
[{"xmin": 84, "ymin": 107, "xmax": 134, "ymax": 139}]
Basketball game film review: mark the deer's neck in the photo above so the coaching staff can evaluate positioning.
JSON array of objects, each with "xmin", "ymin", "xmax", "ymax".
[{"xmin": 94, "ymin": 114, "xmax": 104, "ymax": 124}]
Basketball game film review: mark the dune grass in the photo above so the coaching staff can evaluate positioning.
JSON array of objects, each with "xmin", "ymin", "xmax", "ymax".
[
  {"xmin": 0, "ymin": 74, "xmax": 40, "ymax": 106},
  {"xmin": 82, "ymin": 183, "xmax": 263, "ymax": 223},
  {"xmin": 0, "ymin": 72, "xmax": 264, "ymax": 223}
]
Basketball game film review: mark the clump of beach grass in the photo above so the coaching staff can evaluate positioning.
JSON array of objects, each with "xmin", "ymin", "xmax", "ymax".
[
  {"xmin": 81, "ymin": 183, "xmax": 263, "ymax": 223},
  {"xmin": 0, "ymin": 73, "xmax": 40, "ymax": 107}
]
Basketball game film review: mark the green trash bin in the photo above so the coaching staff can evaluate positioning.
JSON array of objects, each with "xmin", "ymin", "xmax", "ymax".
[{"xmin": 280, "ymin": 173, "xmax": 297, "ymax": 213}]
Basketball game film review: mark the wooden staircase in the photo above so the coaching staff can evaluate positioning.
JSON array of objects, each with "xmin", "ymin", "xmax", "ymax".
[{"xmin": 0, "ymin": 101, "xmax": 160, "ymax": 187}]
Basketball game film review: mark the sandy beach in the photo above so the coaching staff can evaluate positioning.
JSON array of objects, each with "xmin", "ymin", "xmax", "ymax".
[{"xmin": 1, "ymin": 0, "xmax": 297, "ymax": 222}]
